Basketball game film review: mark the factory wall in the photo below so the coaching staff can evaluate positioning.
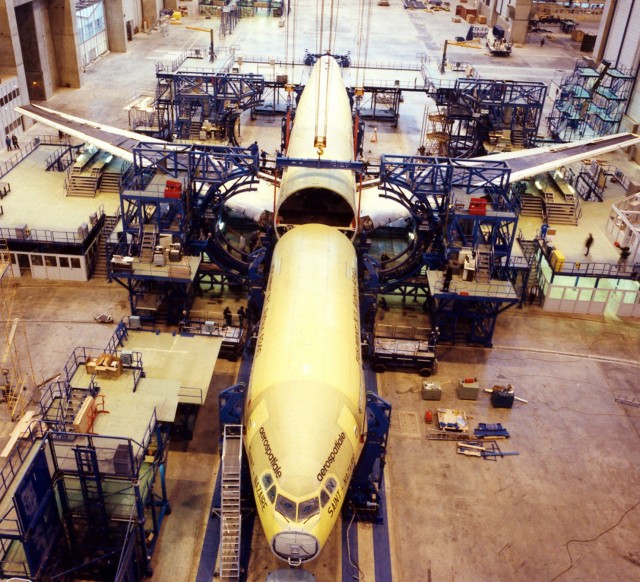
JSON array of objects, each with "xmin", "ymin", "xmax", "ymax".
[
  {"xmin": 48, "ymin": 1, "xmax": 82, "ymax": 89},
  {"xmin": 0, "ymin": 77, "xmax": 26, "ymax": 140}
]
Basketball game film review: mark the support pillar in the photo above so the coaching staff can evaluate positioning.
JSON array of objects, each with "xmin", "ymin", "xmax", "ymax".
[
  {"xmin": 105, "ymin": 0, "xmax": 127, "ymax": 53},
  {"xmin": 49, "ymin": 0, "xmax": 82, "ymax": 89}
]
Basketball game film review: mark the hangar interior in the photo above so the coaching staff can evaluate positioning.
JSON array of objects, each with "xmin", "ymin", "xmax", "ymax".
[{"xmin": 0, "ymin": 1, "xmax": 639, "ymax": 581}]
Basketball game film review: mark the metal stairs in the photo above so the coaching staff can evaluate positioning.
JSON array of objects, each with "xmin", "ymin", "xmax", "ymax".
[
  {"xmin": 66, "ymin": 167, "xmax": 99, "ymax": 197},
  {"xmin": 519, "ymin": 193, "xmax": 544, "ymax": 218},
  {"xmin": 140, "ymin": 225, "xmax": 158, "ymax": 263},
  {"xmin": 93, "ymin": 213, "xmax": 121, "ymax": 279},
  {"xmin": 99, "ymin": 171, "xmax": 121, "ymax": 194},
  {"xmin": 219, "ymin": 424, "xmax": 243, "ymax": 581},
  {"xmin": 475, "ymin": 247, "xmax": 491, "ymax": 283}
]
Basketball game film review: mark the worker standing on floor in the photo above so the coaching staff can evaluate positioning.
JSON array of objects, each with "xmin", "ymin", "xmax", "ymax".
[{"xmin": 584, "ymin": 233, "xmax": 594, "ymax": 257}]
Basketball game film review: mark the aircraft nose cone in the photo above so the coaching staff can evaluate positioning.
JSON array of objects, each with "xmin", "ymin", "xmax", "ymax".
[{"xmin": 272, "ymin": 531, "xmax": 320, "ymax": 565}]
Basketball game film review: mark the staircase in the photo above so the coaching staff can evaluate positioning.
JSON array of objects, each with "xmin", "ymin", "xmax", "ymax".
[
  {"xmin": 99, "ymin": 171, "xmax": 122, "ymax": 194},
  {"xmin": 66, "ymin": 167, "xmax": 99, "ymax": 197},
  {"xmin": 93, "ymin": 213, "xmax": 121, "ymax": 280},
  {"xmin": 140, "ymin": 225, "xmax": 158, "ymax": 263},
  {"xmin": 547, "ymin": 201, "xmax": 579, "ymax": 225},
  {"xmin": 511, "ymin": 127, "xmax": 524, "ymax": 148},
  {"xmin": 519, "ymin": 193, "xmax": 544, "ymax": 218},
  {"xmin": 518, "ymin": 237, "xmax": 542, "ymax": 302},
  {"xmin": 475, "ymin": 249, "xmax": 491, "ymax": 283},
  {"xmin": 190, "ymin": 120, "xmax": 203, "ymax": 140},
  {"xmin": 219, "ymin": 424, "xmax": 243, "ymax": 581}
]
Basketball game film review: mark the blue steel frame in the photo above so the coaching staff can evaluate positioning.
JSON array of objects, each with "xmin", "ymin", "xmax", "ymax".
[
  {"xmin": 379, "ymin": 155, "xmax": 521, "ymax": 346},
  {"xmin": 155, "ymin": 71, "xmax": 265, "ymax": 140},
  {"xmin": 111, "ymin": 143, "xmax": 257, "ymax": 323}
]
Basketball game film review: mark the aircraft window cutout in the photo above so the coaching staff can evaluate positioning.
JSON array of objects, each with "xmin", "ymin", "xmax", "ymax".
[
  {"xmin": 325, "ymin": 477, "xmax": 337, "ymax": 493},
  {"xmin": 262, "ymin": 473, "xmax": 274, "ymax": 490},
  {"xmin": 275, "ymin": 493, "xmax": 297, "ymax": 521},
  {"xmin": 267, "ymin": 485, "xmax": 276, "ymax": 503},
  {"xmin": 320, "ymin": 489, "xmax": 330, "ymax": 507},
  {"xmin": 298, "ymin": 496, "xmax": 320, "ymax": 522}
]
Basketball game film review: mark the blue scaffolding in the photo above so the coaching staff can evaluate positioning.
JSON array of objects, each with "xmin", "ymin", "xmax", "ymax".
[
  {"xmin": 0, "ymin": 424, "xmax": 170, "ymax": 581},
  {"xmin": 108, "ymin": 142, "xmax": 258, "ymax": 324},
  {"xmin": 378, "ymin": 155, "xmax": 523, "ymax": 346}
]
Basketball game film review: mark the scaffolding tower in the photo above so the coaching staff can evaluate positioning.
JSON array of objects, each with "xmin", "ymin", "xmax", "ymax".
[
  {"xmin": 439, "ymin": 78, "xmax": 547, "ymax": 158},
  {"xmin": 0, "ymin": 239, "xmax": 36, "ymax": 420},
  {"xmin": 420, "ymin": 106, "xmax": 451, "ymax": 156},
  {"xmin": 548, "ymin": 59, "xmax": 637, "ymax": 142}
]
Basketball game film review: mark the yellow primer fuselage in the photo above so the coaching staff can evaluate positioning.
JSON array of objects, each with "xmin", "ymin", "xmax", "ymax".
[
  {"xmin": 244, "ymin": 55, "xmax": 365, "ymax": 565},
  {"xmin": 244, "ymin": 224, "xmax": 366, "ymax": 564}
]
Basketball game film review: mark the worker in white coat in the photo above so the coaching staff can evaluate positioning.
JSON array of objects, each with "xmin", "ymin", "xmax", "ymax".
[{"xmin": 463, "ymin": 252, "xmax": 476, "ymax": 282}]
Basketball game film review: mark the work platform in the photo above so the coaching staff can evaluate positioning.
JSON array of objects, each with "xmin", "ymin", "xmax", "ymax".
[
  {"xmin": 427, "ymin": 269, "xmax": 518, "ymax": 300},
  {"xmin": 0, "ymin": 141, "xmax": 120, "ymax": 233}
]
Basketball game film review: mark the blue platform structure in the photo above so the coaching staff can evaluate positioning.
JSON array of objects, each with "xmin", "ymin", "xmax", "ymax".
[
  {"xmin": 432, "ymin": 78, "xmax": 547, "ymax": 157},
  {"xmin": 152, "ymin": 60, "xmax": 265, "ymax": 144},
  {"xmin": 0, "ymin": 426, "xmax": 170, "ymax": 581},
  {"xmin": 377, "ymin": 155, "xmax": 524, "ymax": 346},
  {"xmin": 108, "ymin": 142, "xmax": 258, "ymax": 324}
]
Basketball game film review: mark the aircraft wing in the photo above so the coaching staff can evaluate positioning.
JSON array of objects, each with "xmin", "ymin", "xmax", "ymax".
[
  {"xmin": 16, "ymin": 103, "xmax": 165, "ymax": 163},
  {"xmin": 226, "ymin": 179, "xmax": 277, "ymax": 221},
  {"xmin": 481, "ymin": 132, "xmax": 640, "ymax": 182},
  {"xmin": 359, "ymin": 184, "xmax": 411, "ymax": 228}
]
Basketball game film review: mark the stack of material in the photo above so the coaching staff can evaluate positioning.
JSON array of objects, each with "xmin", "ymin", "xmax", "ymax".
[
  {"xmin": 474, "ymin": 422, "xmax": 510, "ymax": 439},
  {"xmin": 437, "ymin": 408, "xmax": 468, "ymax": 432}
]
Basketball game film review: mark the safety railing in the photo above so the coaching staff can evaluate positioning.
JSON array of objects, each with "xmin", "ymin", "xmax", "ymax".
[
  {"xmin": 374, "ymin": 324, "xmax": 434, "ymax": 341},
  {"xmin": 38, "ymin": 379, "xmax": 72, "ymax": 426},
  {"xmin": 0, "ymin": 421, "xmax": 46, "ymax": 507},
  {"xmin": 0, "ymin": 205, "xmax": 105, "ymax": 244},
  {"xmin": 0, "ymin": 537, "xmax": 30, "ymax": 577}
]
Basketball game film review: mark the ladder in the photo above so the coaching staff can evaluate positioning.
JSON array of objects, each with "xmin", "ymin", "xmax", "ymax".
[
  {"xmin": 74, "ymin": 446, "xmax": 110, "ymax": 536},
  {"xmin": 139, "ymin": 224, "xmax": 157, "ymax": 263},
  {"xmin": 219, "ymin": 424, "xmax": 243, "ymax": 581}
]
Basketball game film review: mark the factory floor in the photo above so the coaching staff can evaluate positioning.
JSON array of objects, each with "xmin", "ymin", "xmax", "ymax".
[{"xmin": 0, "ymin": 2, "xmax": 639, "ymax": 582}]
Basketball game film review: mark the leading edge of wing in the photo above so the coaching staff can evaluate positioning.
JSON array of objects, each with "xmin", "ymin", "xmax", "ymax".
[
  {"xmin": 479, "ymin": 132, "xmax": 640, "ymax": 182},
  {"xmin": 16, "ymin": 103, "xmax": 164, "ymax": 163}
]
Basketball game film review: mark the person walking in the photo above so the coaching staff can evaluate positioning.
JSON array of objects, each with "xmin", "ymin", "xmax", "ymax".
[
  {"xmin": 5, "ymin": 136, "xmax": 11, "ymax": 151},
  {"xmin": 11, "ymin": 135, "xmax": 19, "ymax": 149},
  {"xmin": 584, "ymin": 233, "xmax": 594, "ymax": 257},
  {"xmin": 617, "ymin": 244, "xmax": 631, "ymax": 271},
  {"xmin": 237, "ymin": 306, "xmax": 246, "ymax": 326}
]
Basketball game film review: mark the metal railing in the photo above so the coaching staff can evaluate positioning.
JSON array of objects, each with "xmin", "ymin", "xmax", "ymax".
[
  {"xmin": 0, "ymin": 421, "xmax": 46, "ymax": 513},
  {"xmin": 0, "ymin": 205, "xmax": 106, "ymax": 244}
]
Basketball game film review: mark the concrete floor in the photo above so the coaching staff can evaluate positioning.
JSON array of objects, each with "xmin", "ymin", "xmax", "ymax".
[{"xmin": 1, "ymin": 2, "xmax": 640, "ymax": 582}]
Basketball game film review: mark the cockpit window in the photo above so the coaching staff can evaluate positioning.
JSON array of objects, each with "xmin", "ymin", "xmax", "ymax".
[
  {"xmin": 320, "ymin": 489, "xmax": 330, "ymax": 507},
  {"xmin": 298, "ymin": 497, "xmax": 320, "ymax": 521},
  {"xmin": 325, "ymin": 477, "xmax": 337, "ymax": 494},
  {"xmin": 267, "ymin": 485, "xmax": 276, "ymax": 503},
  {"xmin": 275, "ymin": 494, "xmax": 297, "ymax": 520},
  {"xmin": 262, "ymin": 473, "xmax": 274, "ymax": 489}
]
